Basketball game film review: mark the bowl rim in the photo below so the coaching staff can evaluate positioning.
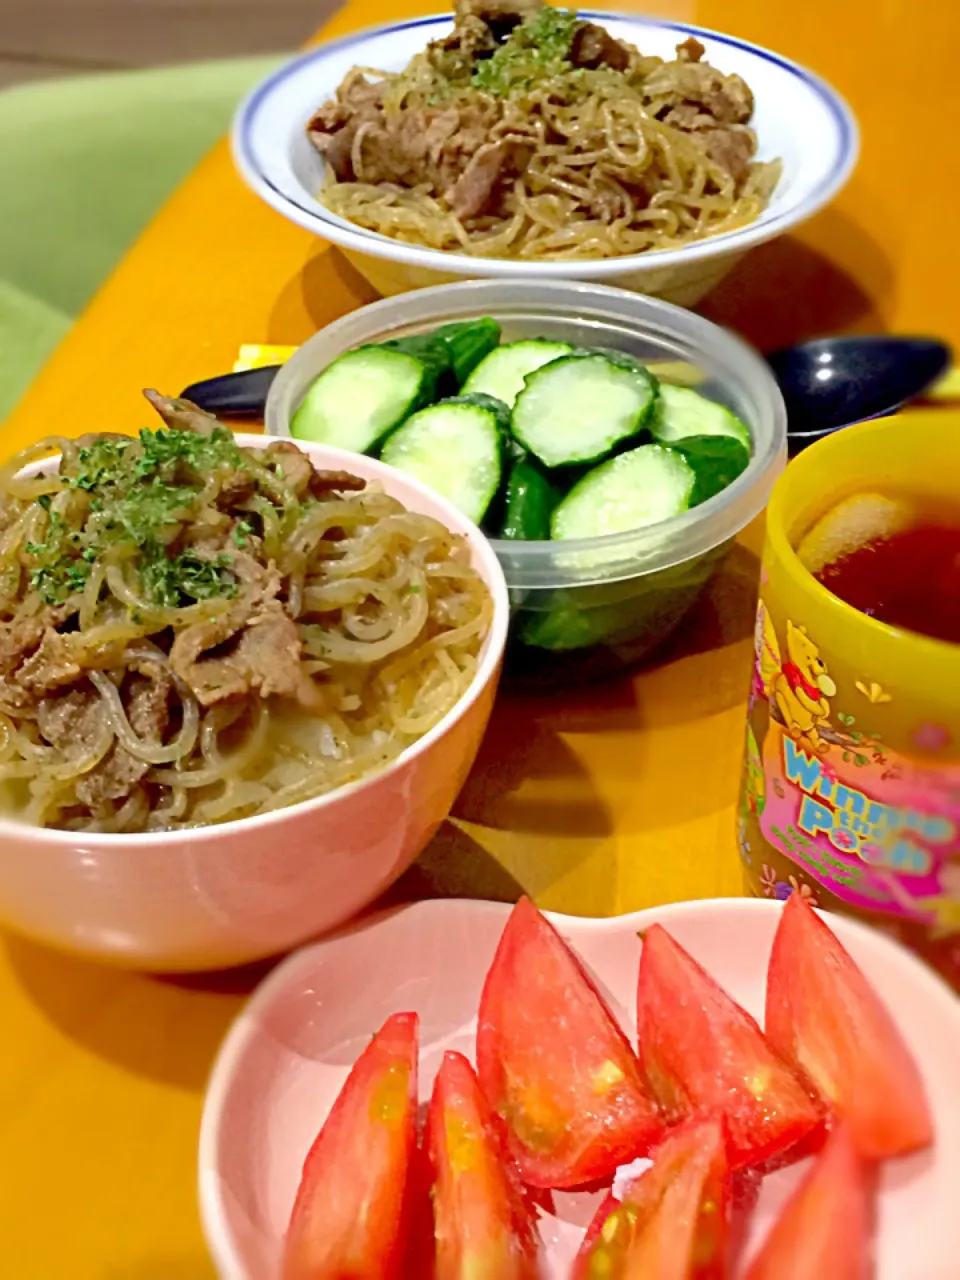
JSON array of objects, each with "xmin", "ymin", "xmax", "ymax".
[
  {"xmin": 265, "ymin": 278, "xmax": 788, "ymax": 587},
  {"xmin": 231, "ymin": 9, "xmax": 860, "ymax": 278},
  {"xmin": 0, "ymin": 434, "xmax": 510, "ymax": 847},
  {"xmin": 197, "ymin": 894, "xmax": 960, "ymax": 1280}
]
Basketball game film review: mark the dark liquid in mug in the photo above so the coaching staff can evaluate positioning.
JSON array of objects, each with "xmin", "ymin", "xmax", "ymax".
[{"xmin": 817, "ymin": 521, "xmax": 960, "ymax": 645}]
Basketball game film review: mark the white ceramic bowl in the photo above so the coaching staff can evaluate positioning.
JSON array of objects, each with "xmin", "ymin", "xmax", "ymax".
[
  {"xmin": 199, "ymin": 897, "xmax": 960, "ymax": 1279},
  {"xmin": 0, "ymin": 438, "xmax": 508, "ymax": 971},
  {"xmin": 232, "ymin": 11, "xmax": 858, "ymax": 306}
]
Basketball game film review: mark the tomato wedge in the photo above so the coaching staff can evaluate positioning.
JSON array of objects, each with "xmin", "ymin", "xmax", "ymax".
[
  {"xmin": 429, "ymin": 1050, "xmax": 540, "ymax": 1279},
  {"xmin": 765, "ymin": 893, "xmax": 933, "ymax": 1159},
  {"xmin": 283, "ymin": 1011, "xmax": 419, "ymax": 1280},
  {"xmin": 745, "ymin": 1125, "xmax": 871, "ymax": 1280},
  {"xmin": 636, "ymin": 924, "xmax": 820, "ymax": 1170},
  {"xmin": 476, "ymin": 897, "xmax": 663, "ymax": 1188},
  {"xmin": 573, "ymin": 1117, "xmax": 731, "ymax": 1280}
]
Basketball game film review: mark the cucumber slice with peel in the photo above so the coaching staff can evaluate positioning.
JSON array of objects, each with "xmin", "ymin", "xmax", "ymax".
[
  {"xmin": 651, "ymin": 383, "xmax": 751, "ymax": 451},
  {"xmin": 500, "ymin": 457, "xmax": 561, "ymax": 540},
  {"xmin": 291, "ymin": 345, "xmax": 441, "ymax": 451},
  {"xmin": 379, "ymin": 394, "xmax": 507, "ymax": 524},
  {"xmin": 463, "ymin": 339, "xmax": 573, "ymax": 408},
  {"xmin": 550, "ymin": 444, "xmax": 695, "ymax": 540},
  {"xmin": 673, "ymin": 435, "xmax": 751, "ymax": 507},
  {"xmin": 512, "ymin": 353, "xmax": 658, "ymax": 469},
  {"xmin": 429, "ymin": 318, "xmax": 502, "ymax": 386}
]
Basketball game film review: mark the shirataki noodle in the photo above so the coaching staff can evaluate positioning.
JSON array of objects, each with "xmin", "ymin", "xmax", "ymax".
[{"xmin": 0, "ymin": 395, "xmax": 491, "ymax": 833}]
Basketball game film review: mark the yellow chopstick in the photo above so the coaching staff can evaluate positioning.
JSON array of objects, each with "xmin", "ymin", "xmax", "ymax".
[
  {"xmin": 233, "ymin": 343, "xmax": 297, "ymax": 372},
  {"xmin": 923, "ymin": 365, "xmax": 960, "ymax": 402}
]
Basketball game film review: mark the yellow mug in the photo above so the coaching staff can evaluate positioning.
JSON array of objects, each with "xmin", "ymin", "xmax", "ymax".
[{"xmin": 738, "ymin": 411, "xmax": 960, "ymax": 990}]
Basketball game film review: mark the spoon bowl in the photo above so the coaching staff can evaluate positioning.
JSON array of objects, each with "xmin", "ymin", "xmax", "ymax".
[{"xmin": 766, "ymin": 335, "xmax": 952, "ymax": 453}]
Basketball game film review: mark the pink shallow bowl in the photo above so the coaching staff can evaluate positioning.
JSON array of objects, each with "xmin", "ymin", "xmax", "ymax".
[
  {"xmin": 0, "ymin": 438, "xmax": 508, "ymax": 971},
  {"xmin": 198, "ymin": 896, "xmax": 960, "ymax": 1279}
]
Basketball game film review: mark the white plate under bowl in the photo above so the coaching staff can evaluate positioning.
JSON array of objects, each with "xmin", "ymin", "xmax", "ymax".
[{"xmin": 198, "ymin": 897, "xmax": 960, "ymax": 1278}]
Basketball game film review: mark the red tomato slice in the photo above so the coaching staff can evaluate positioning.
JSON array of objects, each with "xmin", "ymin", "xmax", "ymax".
[
  {"xmin": 765, "ymin": 893, "xmax": 933, "ymax": 1159},
  {"xmin": 745, "ymin": 1125, "xmax": 871, "ymax": 1280},
  {"xmin": 636, "ymin": 924, "xmax": 820, "ymax": 1170},
  {"xmin": 283, "ymin": 1011, "xmax": 419, "ymax": 1280},
  {"xmin": 476, "ymin": 897, "xmax": 663, "ymax": 1188},
  {"xmin": 429, "ymin": 1050, "xmax": 540, "ymax": 1280},
  {"xmin": 573, "ymin": 1117, "xmax": 731, "ymax": 1280}
]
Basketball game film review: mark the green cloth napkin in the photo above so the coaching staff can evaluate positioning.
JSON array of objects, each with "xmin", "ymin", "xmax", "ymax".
[{"xmin": 0, "ymin": 56, "xmax": 283, "ymax": 422}]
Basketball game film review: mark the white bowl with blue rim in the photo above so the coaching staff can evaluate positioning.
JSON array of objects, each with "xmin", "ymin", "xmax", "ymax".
[{"xmin": 231, "ymin": 11, "xmax": 858, "ymax": 307}]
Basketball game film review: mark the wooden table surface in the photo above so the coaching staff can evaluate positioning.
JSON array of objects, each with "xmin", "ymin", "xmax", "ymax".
[{"xmin": 0, "ymin": 0, "xmax": 956, "ymax": 1274}]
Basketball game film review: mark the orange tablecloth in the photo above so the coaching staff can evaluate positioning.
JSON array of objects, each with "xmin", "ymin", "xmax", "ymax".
[{"xmin": 1, "ymin": 1, "xmax": 957, "ymax": 1274}]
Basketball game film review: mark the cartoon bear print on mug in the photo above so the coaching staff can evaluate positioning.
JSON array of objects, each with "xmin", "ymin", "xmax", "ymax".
[{"xmin": 758, "ymin": 609, "xmax": 837, "ymax": 755}]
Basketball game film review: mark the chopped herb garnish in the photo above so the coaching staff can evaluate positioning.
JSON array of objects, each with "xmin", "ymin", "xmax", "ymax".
[
  {"xmin": 133, "ymin": 425, "xmax": 242, "ymax": 480},
  {"xmin": 29, "ymin": 558, "xmax": 91, "ymax": 604},
  {"xmin": 140, "ymin": 550, "xmax": 238, "ymax": 609},
  {"xmin": 232, "ymin": 518, "xmax": 255, "ymax": 548},
  {"xmin": 472, "ymin": 7, "xmax": 579, "ymax": 95},
  {"xmin": 25, "ymin": 424, "xmax": 282, "ymax": 607}
]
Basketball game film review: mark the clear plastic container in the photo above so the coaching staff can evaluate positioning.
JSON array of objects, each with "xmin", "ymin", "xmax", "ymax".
[{"xmin": 266, "ymin": 280, "xmax": 787, "ymax": 683}]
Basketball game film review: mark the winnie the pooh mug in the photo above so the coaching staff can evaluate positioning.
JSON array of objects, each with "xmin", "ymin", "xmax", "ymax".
[{"xmin": 738, "ymin": 412, "xmax": 960, "ymax": 991}]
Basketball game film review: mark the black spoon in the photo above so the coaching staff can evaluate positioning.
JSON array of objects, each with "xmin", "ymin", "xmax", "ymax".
[
  {"xmin": 766, "ymin": 335, "xmax": 952, "ymax": 454},
  {"xmin": 180, "ymin": 334, "xmax": 953, "ymax": 452},
  {"xmin": 181, "ymin": 365, "xmax": 281, "ymax": 420}
]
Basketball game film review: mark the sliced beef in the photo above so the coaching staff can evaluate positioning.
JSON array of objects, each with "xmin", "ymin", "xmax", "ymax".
[
  {"xmin": 429, "ymin": 13, "xmax": 498, "ymax": 72},
  {"xmin": 77, "ymin": 744, "xmax": 149, "ymax": 808},
  {"xmin": 350, "ymin": 108, "xmax": 438, "ymax": 188},
  {"xmin": 661, "ymin": 102, "xmax": 706, "ymax": 130},
  {"xmin": 260, "ymin": 440, "xmax": 364, "ymax": 502},
  {"xmin": 36, "ymin": 688, "xmax": 107, "ymax": 753},
  {"xmin": 15, "ymin": 629, "xmax": 81, "ymax": 695},
  {"xmin": 454, "ymin": 0, "xmax": 543, "ymax": 41},
  {"xmin": 264, "ymin": 440, "xmax": 315, "ymax": 499},
  {"xmin": 216, "ymin": 469, "xmax": 256, "ymax": 508},
  {"xmin": 127, "ymin": 661, "xmax": 173, "ymax": 744},
  {"xmin": 36, "ymin": 685, "xmax": 144, "ymax": 809},
  {"xmin": 310, "ymin": 113, "xmax": 370, "ymax": 182},
  {"xmin": 309, "ymin": 72, "xmax": 384, "ymax": 134},
  {"xmin": 311, "ymin": 80, "xmax": 503, "ymax": 199},
  {"xmin": 0, "ymin": 607, "xmax": 70, "ymax": 676},
  {"xmin": 229, "ymin": 551, "xmax": 282, "ymax": 596},
  {"xmin": 34, "ymin": 661, "xmax": 173, "ymax": 809},
  {"xmin": 570, "ymin": 22, "xmax": 630, "ymax": 71},
  {"xmin": 309, "ymin": 470, "xmax": 367, "ymax": 501},
  {"xmin": 143, "ymin": 388, "xmax": 221, "ymax": 436},
  {"xmin": 0, "ymin": 677, "xmax": 36, "ymax": 715},
  {"xmin": 173, "ymin": 606, "xmax": 305, "ymax": 707},
  {"xmin": 68, "ymin": 665, "xmax": 168, "ymax": 808},
  {"xmin": 169, "ymin": 552, "xmax": 284, "ymax": 707},
  {"xmin": 704, "ymin": 128, "xmax": 756, "ymax": 185},
  {"xmin": 647, "ymin": 62, "xmax": 754, "ymax": 127},
  {"xmin": 446, "ymin": 138, "xmax": 530, "ymax": 219},
  {"xmin": 676, "ymin": 36, "xmax": 706, "ymax": 62},
  {"xmin": 308, "ymin": 75, "xmax": 386, "ymax": 181},
  {"xmin": 700, "ymin": 75, "xmax": 754, "ymax": 125}
]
